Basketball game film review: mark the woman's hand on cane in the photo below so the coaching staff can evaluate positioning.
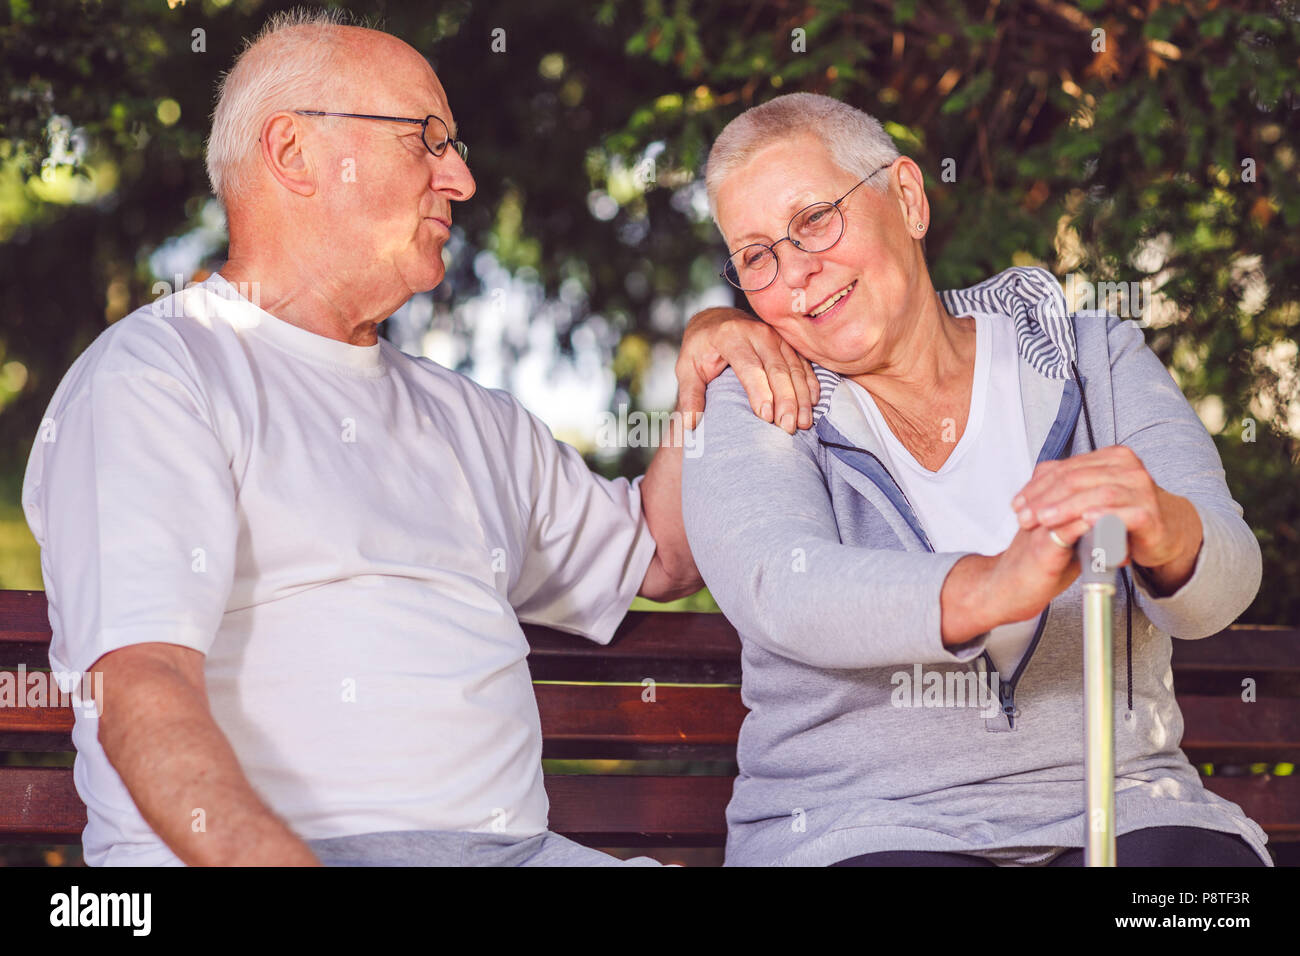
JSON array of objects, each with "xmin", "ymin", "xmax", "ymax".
[
  {"xmin": 987, "ymin": 521, "xmax": 1091, "ymax": 625},
  {"xmin": 942, "ymin": 445, "xmax": 1205, "ymax": 646},
  {"xmin": 940, "ymin": 520, "xmax": 1090, "ymax": 647},
  {"xmin": 1010, "ymin": 445, "xmax": 1204, "ymax": 594}
]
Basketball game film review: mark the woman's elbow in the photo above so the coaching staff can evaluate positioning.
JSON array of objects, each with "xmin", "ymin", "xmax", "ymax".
[{"xmin": 714, "ymin": 563, "xmax": 867, "ymax": 669}]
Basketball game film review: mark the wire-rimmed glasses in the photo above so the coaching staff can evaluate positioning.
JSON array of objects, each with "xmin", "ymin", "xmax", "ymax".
[
  {"xmin": 720, "ymin": 161, "xmax": 892, "ymax": 292},
  {"xmin": 292, "ymin": 110, "xmax": 468, "ymax": 162}
]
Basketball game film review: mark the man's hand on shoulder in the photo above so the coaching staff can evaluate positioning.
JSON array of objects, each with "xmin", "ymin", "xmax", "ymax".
[{"xmin": 676, "ymin": 306, "xmax": 819, "ymax": 434}]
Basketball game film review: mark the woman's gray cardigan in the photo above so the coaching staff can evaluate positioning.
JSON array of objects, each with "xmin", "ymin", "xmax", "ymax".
[{"xmin": 681, "ymin": 266, "xmax": 1270, "ymax": 866}]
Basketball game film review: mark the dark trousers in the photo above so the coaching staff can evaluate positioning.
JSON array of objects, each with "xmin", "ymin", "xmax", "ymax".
[{"xmin": 830, "ymin": 826, "xmax": 1266, "ymax": 867}]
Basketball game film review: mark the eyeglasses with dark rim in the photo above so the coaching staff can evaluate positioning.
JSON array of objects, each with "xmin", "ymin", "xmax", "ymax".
[
  {"xmin": 292, "ymin": 110, "xmax": 469, "ymax": 162},
  {"xmin": 720, "ymin": 160, "xmax": 894, "ymax": 293}
]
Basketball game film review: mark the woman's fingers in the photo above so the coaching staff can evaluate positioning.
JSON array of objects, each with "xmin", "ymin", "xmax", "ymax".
[
  {"xmin": 1017, "ymin": 482, "xmax": 1143, "ymax": 529},
  {"xmin": 1035, "ymin": 516, "xmax": 1091, "ymax": 564},
  {"xmin": 1012, "ymin": 446, "xmax": 1145, "ymax": 515},
  {"xmin": 1015, "ymin": 466, "xmax": 1124, "ymax": 523}
]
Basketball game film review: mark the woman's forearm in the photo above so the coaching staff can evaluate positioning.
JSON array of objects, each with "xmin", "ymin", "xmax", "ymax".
[
  {"xmin": 939, "ymin": 553, "xmax": 1002, "ymax": 647},
  {"xmin": 1135, "ymin": 489, "xmax": 1204, "ymax": 596}
]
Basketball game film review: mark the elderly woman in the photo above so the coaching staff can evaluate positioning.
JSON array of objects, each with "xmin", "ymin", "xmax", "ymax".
[{"xmin": 681, "ymin": 92, "xmax": 1269, "ymax": 867}]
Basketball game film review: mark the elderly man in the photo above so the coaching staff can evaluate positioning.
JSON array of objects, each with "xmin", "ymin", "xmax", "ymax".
[{"xmin": 21, "ymin": 11, "xmax": 813, "ymax": 867}]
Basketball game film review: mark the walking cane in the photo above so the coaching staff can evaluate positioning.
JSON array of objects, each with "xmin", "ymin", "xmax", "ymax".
[{"xmin": 1077, "ymin": 512, "xmax": 1127, "ymax": 867}]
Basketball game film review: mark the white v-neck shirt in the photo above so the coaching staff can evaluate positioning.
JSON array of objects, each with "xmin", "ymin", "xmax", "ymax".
[
  {"xmin": 847, "ymin": 311, "xmax": 1039, "ymax": 678},
  {"xmin": 22, "ymin": 273, "xmax": 657, "ymax": 865}
]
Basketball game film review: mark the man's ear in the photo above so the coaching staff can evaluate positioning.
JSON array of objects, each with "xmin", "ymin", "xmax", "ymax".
[{"xmin": 259, "ymin": 112, "xmax": 317, "ymax": 198}]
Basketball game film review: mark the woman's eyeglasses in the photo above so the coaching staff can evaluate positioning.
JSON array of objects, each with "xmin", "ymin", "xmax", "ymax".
[{"xmin": 721, "ymin": 161, "xmax": 892, "ymax": 293}]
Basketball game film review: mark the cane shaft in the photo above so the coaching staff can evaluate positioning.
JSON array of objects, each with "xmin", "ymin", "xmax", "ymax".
[{"xmin": 1082, "ymin": 583, "xmax": 1116, "ymax": 867}]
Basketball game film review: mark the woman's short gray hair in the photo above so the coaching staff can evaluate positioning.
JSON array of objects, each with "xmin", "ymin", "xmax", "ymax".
[
  {"xmin": 704, "ymin": 92, "xmax": 900, "ymax": 224},
  {"xmin": 205, "ymin": 7, "xmax": 356, "ymax": 205}
]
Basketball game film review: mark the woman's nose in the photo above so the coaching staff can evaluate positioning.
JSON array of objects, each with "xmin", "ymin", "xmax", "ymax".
[{"xmin": 780, "ymin": 242, "xmax": 823, "ymax": 292}]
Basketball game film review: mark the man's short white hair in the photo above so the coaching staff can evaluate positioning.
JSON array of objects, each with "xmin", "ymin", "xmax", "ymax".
[
  {"xmin": 205, "ymin": 7, "xmax": 358, "ymax": 205},
  {"xmin": 704, "ymin": 92, "xmax": 900, "ymax": 225}
]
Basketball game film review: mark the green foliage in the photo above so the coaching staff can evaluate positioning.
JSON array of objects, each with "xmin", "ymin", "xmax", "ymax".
[
  {"xmin": 0, "ymin": 0, "xmax": 1296, "ymax": 623},
  {"xmin": 0, "ymin": 500, "xmax": 41, "ymax": 589}
]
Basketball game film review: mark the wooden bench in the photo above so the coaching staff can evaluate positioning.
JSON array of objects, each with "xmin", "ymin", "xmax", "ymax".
[{"xmin": 1, "ymin": 588, "xmax": 1297, "ymax": 865}]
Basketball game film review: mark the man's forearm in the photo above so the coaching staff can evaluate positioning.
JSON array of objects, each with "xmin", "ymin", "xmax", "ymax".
[
  {"xmin": 96, "ymin": 653, "xmax": 319, "ymax": 866},
  {"xmin": 638, "ymin": 409, "xmax": 704, "ymax": 601}
]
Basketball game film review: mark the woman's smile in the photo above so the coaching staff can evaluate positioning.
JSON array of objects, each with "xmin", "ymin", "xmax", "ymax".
[{"xmin": 805, "ymin": 278, "xmax": 858, "ymax": 324}]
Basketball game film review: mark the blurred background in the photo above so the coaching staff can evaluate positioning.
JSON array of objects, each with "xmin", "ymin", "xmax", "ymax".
[{"xmin": 0, "ymin": 0, "xmax": 1297, "ymax": 864}]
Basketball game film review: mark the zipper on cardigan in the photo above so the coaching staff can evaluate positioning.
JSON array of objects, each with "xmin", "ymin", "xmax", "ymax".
[{"xmin": 979, "ymin": 603, "xmax": 1050, "ymax": 731}]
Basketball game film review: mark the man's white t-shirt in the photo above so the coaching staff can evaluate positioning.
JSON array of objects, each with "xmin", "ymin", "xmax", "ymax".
[
  {"xmin": 846, "ymin": 311, "xmax": 1039, "ymax": 678},
  {"xmin": 22, "ymin": 273, "xmax": 658, "ymax": 865}
]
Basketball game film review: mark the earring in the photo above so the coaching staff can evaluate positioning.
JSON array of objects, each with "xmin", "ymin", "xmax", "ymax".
[{"xmin": 915, "ymin": 222, "xmax": 926, "ymax": 232}]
